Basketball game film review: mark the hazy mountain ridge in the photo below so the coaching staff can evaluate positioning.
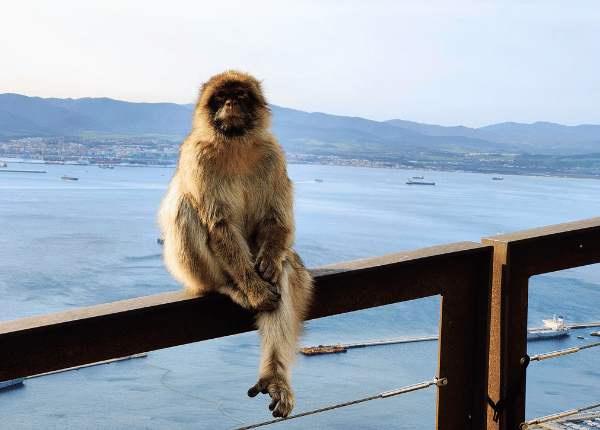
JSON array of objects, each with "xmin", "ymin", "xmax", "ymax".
[
  {"xmin": 385, "ymin": 118, "xmax": 600, "ymax": 152},
  {"xmin": 1, "ymin": 93, "xmax": 598, "ymax": 156}
]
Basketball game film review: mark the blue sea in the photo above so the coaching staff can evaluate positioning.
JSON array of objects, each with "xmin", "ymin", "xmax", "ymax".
[{"xmin": 1, "ymin": 162, "xmax": 599, "ymax": 429}]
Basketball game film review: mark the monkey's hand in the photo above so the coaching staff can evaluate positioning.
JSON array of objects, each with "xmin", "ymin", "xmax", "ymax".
[
  {"xmin": 255, "ymin": 249, "xmax": 285, "ymax": 285},
  {"xmin": 244, "ymin": 272, "xmax": 281, "ymax": 311}
]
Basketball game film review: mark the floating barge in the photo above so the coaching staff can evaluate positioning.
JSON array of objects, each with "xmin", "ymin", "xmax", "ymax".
[
  {"xmin": 0, "ymin": 378, "xmax": 25, "ymax": 391},
  {"xmin": 406, "ymin": 179, "xmax": 435, "ymax": 185},
  {"xmin": 61, "ymin": 174, "xmax": 78, "ymax": 181},
  {"xmin": 300, "ymin": 336, "xmax": 439, "ymax": 356},
  {"xmin": 300, "ymin": 345, "xmax": 347, "ymax": 356}
]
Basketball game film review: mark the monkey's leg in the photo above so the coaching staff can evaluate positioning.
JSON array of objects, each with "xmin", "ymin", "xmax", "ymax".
[
  {"xmin": 208, "ymin": 220, "xmax": 281, "ymax": 311},
  {"xmin": 248, "ymin": 253, "xmax": 313, "ymax": 418}
]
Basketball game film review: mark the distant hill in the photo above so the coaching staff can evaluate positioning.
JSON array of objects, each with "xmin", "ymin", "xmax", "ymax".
[
  {"xmin": 0, "ymin": 94, "xmax": 100, "ymax": 137},
  {"xmin": 478, "ymin": 122, "xmax": 600, "ymax": 152},
  {"xmin": 1, "ymin": 93, "xmax": 598, "ymax": 157},
  {"xmin": 269, "ymin": 105, "xmax": 521, "ymax": 158},
  {"xmin": 385, "ymin": 118, "xmax": 600, "ymax": 153},
  {"xmin": 46, "ymin": 97, "xmax": 195, "ymax": 137}
]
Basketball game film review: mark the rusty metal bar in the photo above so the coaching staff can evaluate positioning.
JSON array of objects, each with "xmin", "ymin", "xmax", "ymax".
[
  {"xmin": 482, "ymin": 217, "xmax": 600, "ymax": 430},
  {"xmin": 0, "ymin": 241, "xmax": 492, "ymax": 430}
]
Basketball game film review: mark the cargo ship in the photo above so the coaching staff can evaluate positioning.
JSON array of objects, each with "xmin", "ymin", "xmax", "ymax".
[
  {"xmin": 527, "ymin": 315, "xmax": 569, "ymax": 340},
  {"xmin": 61, "ymin": 175, "xmax": 78, "ymax": 181}
]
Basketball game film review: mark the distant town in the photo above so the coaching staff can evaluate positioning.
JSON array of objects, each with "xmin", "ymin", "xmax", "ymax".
[
  {"xmin": 1, "ymin": 136, "xmax": 599, "ymax": 180},
  {"xmin": 0, "ymin": 137, "xmax": 178, "ymax": 166}
]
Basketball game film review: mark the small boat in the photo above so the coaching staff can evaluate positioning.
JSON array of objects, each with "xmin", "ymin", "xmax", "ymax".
[
  {"xmin": 591, "ymin": 331, "xmax": 600, "ymax": 337},
  {"xmin": 315, "ymin": 179, "xmax": 323, "ymax": 182},
  {"xmin": 0, "ymin": 161, "xmax": 7, "ymax": 168},
  {"xmin": 577, "ymin": 336, "xmax": 585, "ymax": 339},
  {"xmin": 157, "ymin": 237, "xmax": 164, "ymax": 245},
  {"xmin": 61, "ymin": 175, "xmax": 78, "ymax": 181},
  {"xmin": 413, "ymin": 175, "xmax": 424, "ymax": 179},
  {"xmin": 300, "ymin": 344, "xmax": 347, "ymax": 356},
  {"xmin": 0, "ymin": 378, "xmax": 25, "ymax": 391},
  {"xmin": 406, "ymin": 179, "xmax": 435, "ymax": 186},
  {"xmin": 527, "ymin": 315, "xmax": 569, "ymax": 340},
  {"xmin": 493, "ymin": 176, "xmax": 504, "ymax": 180}
]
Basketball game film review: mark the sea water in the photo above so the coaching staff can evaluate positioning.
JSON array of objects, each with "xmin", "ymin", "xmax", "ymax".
[{"xmin": 0, "ymin": 163, "xmax": 599, "ymax": 429}]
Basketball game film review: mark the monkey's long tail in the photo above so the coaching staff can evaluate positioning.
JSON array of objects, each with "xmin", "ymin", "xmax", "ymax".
[
  {"xmin": 255, "ymin": 257, "xmax": 312, "ymax": 381},
  {"xmin": 256, "ymin": 268, "xmax": 299, "ymax": 380}
]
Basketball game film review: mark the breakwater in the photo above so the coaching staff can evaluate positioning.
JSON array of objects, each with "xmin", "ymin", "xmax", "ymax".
[{"xmin": 0, "ymin": 169, "xmax": 46, "ymax": 173}]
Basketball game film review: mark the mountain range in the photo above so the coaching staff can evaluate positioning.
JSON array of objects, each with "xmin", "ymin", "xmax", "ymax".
[{"xmin": 1, "ymin": 93, "xmax": 599, "ymax": 157}]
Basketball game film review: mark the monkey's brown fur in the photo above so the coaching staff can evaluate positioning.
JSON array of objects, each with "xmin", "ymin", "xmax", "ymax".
[{"xmin": 158, "ymin": 70, "xmax": 313, "ymax": 418}]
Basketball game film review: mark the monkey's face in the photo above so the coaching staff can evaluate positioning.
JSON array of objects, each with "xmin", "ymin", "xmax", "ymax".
[{"xmin": 207, "ymin": 83, "xmax": 259, "ymax": 138}]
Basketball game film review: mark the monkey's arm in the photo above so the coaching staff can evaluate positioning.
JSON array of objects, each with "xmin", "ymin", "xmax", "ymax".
[
  {"xmin": 208, "ymin": 219, "xmax": 280, "ymax": 310},
  {"xmin": 255, "ymin": 215, "xmax": 294, "ymax": 285}
]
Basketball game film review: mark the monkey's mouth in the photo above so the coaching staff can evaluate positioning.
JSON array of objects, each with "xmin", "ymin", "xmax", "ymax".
[{"xmin": 215, "ymin": 115, "xmax": 248, "ymax": 136}]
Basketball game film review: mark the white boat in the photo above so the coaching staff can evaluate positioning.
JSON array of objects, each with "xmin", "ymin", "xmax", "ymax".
[{"xmin": 527, "ymin": 315, "xmax": 569, "ymax": 340}]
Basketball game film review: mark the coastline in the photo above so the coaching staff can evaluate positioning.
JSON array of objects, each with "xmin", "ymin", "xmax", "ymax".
[{"xmin": 1, "ymin": 155, "xmax": 598, "ymax": 181}]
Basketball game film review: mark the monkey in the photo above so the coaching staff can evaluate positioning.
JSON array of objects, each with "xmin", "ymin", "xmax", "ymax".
[{"xmin": 158, "ymin": 70, "xmax": 313, "ymax": 418}]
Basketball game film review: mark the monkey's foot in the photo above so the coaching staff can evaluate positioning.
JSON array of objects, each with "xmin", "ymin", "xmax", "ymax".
[
  {"xmin": 255, "ymin": 252, "xmax": 284, "ymax": 285},
  {"xmin": 248, "ymin": 376, "xmax": 295, "ymax": 418},
  {"xmin": 247, "ymin": 278, "xmax": 281, "ymax": 311}
]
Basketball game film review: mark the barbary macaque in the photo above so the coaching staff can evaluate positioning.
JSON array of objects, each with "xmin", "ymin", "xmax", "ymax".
[{"xmin": 158, "ymin": 70, "xmax": 313, "ymax": 418}]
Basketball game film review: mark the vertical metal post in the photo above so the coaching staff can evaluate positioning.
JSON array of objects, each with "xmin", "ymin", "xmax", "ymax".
[
  {"xmin": 481, "ymin": 239, "xmax": 529, "ymax": 430},
  {"xmin": 436, "ymin": 250, "xmax": 492, "ymax": 430}
]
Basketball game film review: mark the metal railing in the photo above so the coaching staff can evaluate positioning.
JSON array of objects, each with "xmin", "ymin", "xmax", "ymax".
[
  {"xmin": 482, "ymin": 217, "xmax": 600, "ymax": 430},
  {"xmin": 1, "ymin": 241, "xmax": 493, "ymax": 429},
  {"xmin": 1, "ymin": 217, "xmax": 599, "ymax": 429}
]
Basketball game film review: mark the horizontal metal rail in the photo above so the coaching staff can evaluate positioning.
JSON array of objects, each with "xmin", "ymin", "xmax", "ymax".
[{"xmin": 0, "ymin": 241, "xmax": 493, "ymax": 430}]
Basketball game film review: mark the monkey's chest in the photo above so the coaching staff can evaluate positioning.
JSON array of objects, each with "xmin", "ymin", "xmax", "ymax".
[{"xmin": 204, "ymin": 176, "xmax": 268, "ymax": 225}]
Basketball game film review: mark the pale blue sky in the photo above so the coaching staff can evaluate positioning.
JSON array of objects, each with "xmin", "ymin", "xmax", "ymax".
[{"xmin": 1, "ymin": 0, "xmax": 598, "ymax": 127}]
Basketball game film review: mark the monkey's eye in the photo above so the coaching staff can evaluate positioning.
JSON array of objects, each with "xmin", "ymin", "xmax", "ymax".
[{"xmin": 215, "ymin": 91, "xmax": 227, "ymax": 99}]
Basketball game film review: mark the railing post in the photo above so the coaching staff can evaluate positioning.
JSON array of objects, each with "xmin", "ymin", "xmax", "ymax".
[
  {"xmin": 483, "ymin": 217, "xmax": 600, "ymax": 430},
  {"xmin": 435, "ymin": 248, "xmax": 492, "ymax": 430},
  {"xmin": 482, "ymin": 239, "xmax": 529, "ymax": 430}
]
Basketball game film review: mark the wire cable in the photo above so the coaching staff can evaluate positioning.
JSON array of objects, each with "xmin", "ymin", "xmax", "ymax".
[
  {"xmin": 235, "ymin": 377, "xmax": 447, "ymax": 430},
  {"xmin": 520, "ymin": 402, "xmax": 600, "ymax": 429},
  {"xmin": 529, "ymin": 341, "xmax": 600, "ymax": 362}
]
